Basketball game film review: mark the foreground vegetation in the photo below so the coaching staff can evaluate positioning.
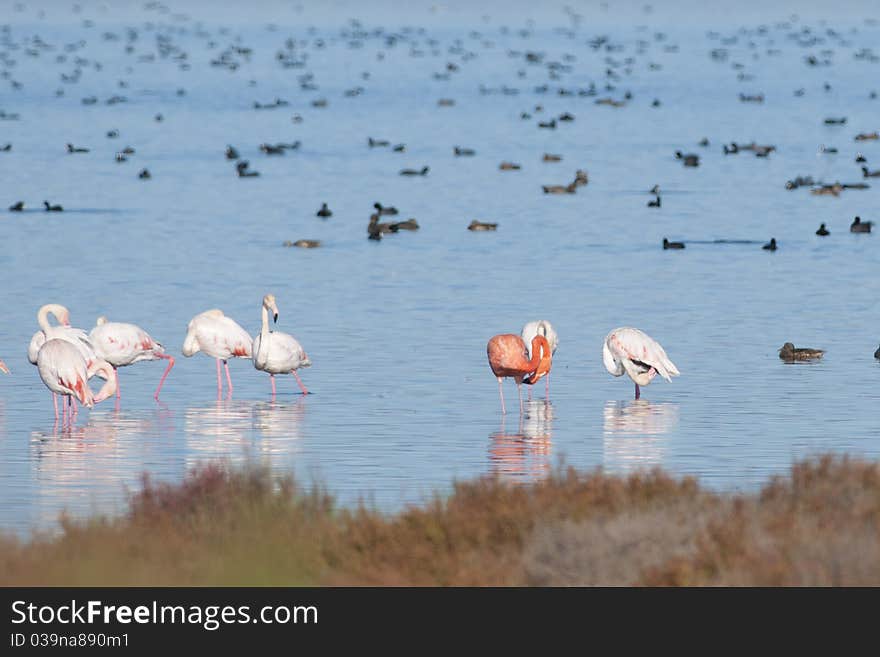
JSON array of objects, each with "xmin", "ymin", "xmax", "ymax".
[{"xmin": 2, "ymin": 455, "xmax": 879, "ymax": 585}]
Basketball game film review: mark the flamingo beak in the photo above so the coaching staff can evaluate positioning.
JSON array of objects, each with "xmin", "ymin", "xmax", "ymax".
[
  {"xmin": 273, "ymin": 312, "xmax": 278, "ymax": 324},
  {"xmin": 0, "ymin": 360, "xmax": 9, "ymax": 374}
]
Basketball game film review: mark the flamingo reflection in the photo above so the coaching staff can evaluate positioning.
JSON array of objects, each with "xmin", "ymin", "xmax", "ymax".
[
  {"xmin": 488, "ymin": 399, "xmax": 554, "ymax": 483},
  {"xmin": 602, "ymin": 400, "xmax": 679, "ymax": 474}
]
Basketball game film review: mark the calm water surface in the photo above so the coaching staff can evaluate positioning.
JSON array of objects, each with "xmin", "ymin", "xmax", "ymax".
[{"xmin": 1, "ymin": 0, "xmax": 879, "ymax": 535}]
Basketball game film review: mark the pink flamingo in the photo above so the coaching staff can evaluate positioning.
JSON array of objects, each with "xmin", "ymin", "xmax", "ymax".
[
  {"xmin": 182, "ymin": 309, "xmax": 253, "ymax": 397},
  {"xmin": 521, "ymin": 319, "xmax": 558, "ymax": 398},
  {"xmin": 252, "ymin": 294, "xmax": 311, "ymax": 396},
  {"xmin": 603, "ymin": 327, "xmax": 680, "ymax": 399},
  {"xmin": 487, "ymin": 333, "xmax": 551, "ymax": 414},
  {"xmin": 28, "ymin": 303, "xmax": 97, "ymax": 366},
  {"xmin": 36, "ymin": 339, "xmax": 117, "ymax": 422},
  {"xmin": 89, "ymin": 316, "xmax": 175, "ymax": 401}
]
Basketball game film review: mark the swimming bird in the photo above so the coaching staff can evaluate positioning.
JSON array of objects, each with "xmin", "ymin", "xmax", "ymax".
[
  {"xmin": 862, "ymin": 167, "xmax": 880, "ymax": 178},
  {"xmin": 389, "ymin": 218, "xmax": 419, "ymax": 231},
  {"xmin": 542, "ymin": 182, "xmax": 577, "ymax": 194},
  {"xmin": 316, "ymin": 203, "xmax": 332, "ymax": 218},
  {"xmin": 368, "ymin": 137, "xmax": 390, "ymax": 147},
  {"xmin": 649, "ymin": 184, "xmax": 660, "ymax": 194},
  {"xmin": 400, "ymin": 166, "xmax": 429, "ymax": 176},
  {"xmin": 66, "ymin": 143, "xmax": 89, "ymax": 153},
  {"xmin": 855, "ymin": 132, "xmax": 879, "ymax": 141},
  {"xmin": 856, "ymin": 153, "xmax": 867, "ymax": 163},
  {"xmin": 36, "ymin": 339, "xmax": 117, "ymax": 421},
  {"xmin": 182, "ymin": 309, "xmax": 253, "ymax": 397},
  {"xmin": 499, "ymin": 161, "xmax": 521, "ymax": 170},
  {"xmin": 763, "ymin": 238, "xmax": 777, "ymax": 250},
  {"xmin": 138, "ymin": 168, "xmax": 151, "ymax": 179},
  {"xmin": 543, "ymin": 153, "xmax": 562, "ymax": 162},
  {"xmin": 816, "ymin": 223, "xmax": 830, "ymax": 236},
  {"xmin": 851, "ymin": 216, "xmax": 872, "ymax": 232},
  {"xmin": 373, "ymin": 202, "xmax": 398, "ymax": 216},
  {"xmin": 573, "ymin": 170, "xmax": 589, "ymax": 186},
  {"xmin": 454, "ymin": 146, "xmax": 475, "ymax": 156},
  {"xmin": 89, "ymin": 316, "xmax": 175, "ymax": 401},
  {"xmin": 520, "ymin": 320, "xmax": 558, "ymax": 397},
  {"xmin": 225, "ymin": 145, "xmax": 239, "ymax": 159},
  {"xmin": 487, "ymin": 333, "xmax": 551, "ymax": 414},
  {"xmin": 252, "ymin": 294, "xmax": 311, "ymax": 396},
  {"xmin": 8, "ymin": 201, "xmax": 23, "ymax": 211},
  {"xmin": 603, "ymin": 327, "xmax": 680, "ymax": 399},
  {"xmin": 287, "ymin": 239, "xmax": 321, "ymax": 248},
  {"xmin": 648, "ymin": 195, "xmax": 661, "ymax": 207},
  {"xmin": 43, "ymin": 201, "xmax": 63, "ymax": 212},
  {"xmin": 468, "ymin": 220, "xmax": 498, "ymax": 231},
  {"xmin": 675, "ymin": 151, "xmax": 700, "ymax": 167},
  {"xmin": 236, "ymin": 160, "xmax": 259, "ymax": 177},
  {"xmin": 663, "ymin": 238, "xmax": 685, "ymax": 249},
  {"xmin": 368, "ymin": 214, "xmax": 399, "ymax": 236},
  {"xmin": 874, "ymin": 345, "xmax": 880, "ymax": 360},
  {"xmin": 778, "ymin": 342, "xmax": 824, "ymax": 362}
]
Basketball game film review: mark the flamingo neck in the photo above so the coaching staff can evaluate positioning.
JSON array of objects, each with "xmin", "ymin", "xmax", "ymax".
[
  {"xmin": 526, "ymin": 336, "xmax": 548, "ymax": 372},
  {"xmin": 89, "ymin": 361, "xmax": 117, "ymax": 403},
  {"xmin": 256, "ymin": 305, "xmax": 271, "ymax": 368},
  {"xmin": 37, "ymin": 304, "xmax": 67, "ymax": 332}
]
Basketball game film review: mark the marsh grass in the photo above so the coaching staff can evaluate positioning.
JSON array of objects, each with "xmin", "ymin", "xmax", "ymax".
[{"xmin": 2, "ymin": 455, "xmax": 879, "ymax": 586}]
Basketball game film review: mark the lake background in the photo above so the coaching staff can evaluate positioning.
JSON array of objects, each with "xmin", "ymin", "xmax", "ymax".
[{"xmin": 1, "ymin": 0, "xmax": 879, "ymax": 535}]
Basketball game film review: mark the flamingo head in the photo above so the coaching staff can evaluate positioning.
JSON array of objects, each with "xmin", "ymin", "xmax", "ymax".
[
  {"xmin": 60, "ymin": 310, "xmax": 71, "ymax": 326},
  {"xmin": 0, "ymin": 360, "xmax": 9, "ymax": 375},
  {"xmin": 262, "ymin": 294, "xmax": 279, "ymax": 323}
]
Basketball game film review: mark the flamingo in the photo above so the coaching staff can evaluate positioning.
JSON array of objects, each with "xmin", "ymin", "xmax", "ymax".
[
  {"xmin": 487, "ymin": 333, "xmax": 551, "ymax": 415},
  {"xmin": 521, "ymin": 320, "xmax": 559, "ymax": 398},
  {"xmin": 182, "ymin": 309, "xmax": 253, "ymax": 397},
  {"xmin": 89, "ymin": 317, "xmax": 175, "ymax": 401},
  {"xmin": 252, "ymin": 294, "xmax": 311, "ymax": 396},
  {"xmin": 603, "ymin": 327, "xmax": 680, "ymax": 399},
  {"xmin": 36, "ymin": 339, "xmax": 117, "ymax": 421},
  {"xmin": 27, "ymin": 304, "xmax": 97, "ymax": 367}
]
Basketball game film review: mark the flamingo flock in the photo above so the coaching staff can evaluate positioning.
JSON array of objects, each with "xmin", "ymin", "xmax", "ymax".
[{"xmin": 5, "ymin": 300, "xmax": 679, "ymax": 422}]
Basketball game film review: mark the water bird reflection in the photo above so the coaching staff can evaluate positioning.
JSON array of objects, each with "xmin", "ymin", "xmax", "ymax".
[
  {"xmin": 602, "ymin": 400, "xmax": 679, "ymax": 474},
  {"xmin": 488, "ymin": 400, "xmax": 553, "ymax": 484}
]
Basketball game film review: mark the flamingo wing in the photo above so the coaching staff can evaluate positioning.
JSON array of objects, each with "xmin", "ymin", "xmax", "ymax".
[
  {"xmin": 605, "ymin": 327, "xmax": 679, "ymax": 382},
  {"xmin": 91, "ymin": 321, "xmax": 161, "ymax": 366}
]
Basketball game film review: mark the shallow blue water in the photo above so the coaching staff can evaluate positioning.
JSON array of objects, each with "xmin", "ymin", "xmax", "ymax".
[{"xmin": 1, "ymin": 0, "xmax": 879, "ymax": 535}]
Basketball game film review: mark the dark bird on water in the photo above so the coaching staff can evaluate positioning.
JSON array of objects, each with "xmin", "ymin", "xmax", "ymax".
[
  {"xmin": 373, "ymin": 202, "xmax": 398, "ymax": 216},
  {"xmin": 779, "ymin": 342, "xmax": 824, "ymax": 362},
  {"xmin": 816, "ymin": 223, "xmax": 829, "ymax": 236},
  {"xmin": 762, "ymin": 238, "xmax": 777, "ymax": 251},
  {"xmin": 316, "ymin": 203, "xmax": 332, "ymax": 218},
  {"xmin": 43, "ymin": 201, "xmax": 63, "ymax": 212},
  {"xmin": 400, "ymin": 166, "xmax": 429, "ymax": 176},
  {"xmin": 9, "ymin": 201, "xmax": 24, "ymax": 211},
  {"xmin": 468, "ymin": 220, "xmax": 497, "ymax": 231},
  {"xmin": 648, "ymin": 195, "xmax": 661, "ymax": 207},
  {"xmin": 851, "ymin": 216, "xmax": 872, "ymax": 233},
  {"xmin": 663, "ymin": 238, "xmax": 684, "ymax": 249}
]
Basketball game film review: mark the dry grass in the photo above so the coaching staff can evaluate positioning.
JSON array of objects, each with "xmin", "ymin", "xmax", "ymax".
[{"xmin": 1, "ymin": 455, "xmax": 879, "ymax": 586}]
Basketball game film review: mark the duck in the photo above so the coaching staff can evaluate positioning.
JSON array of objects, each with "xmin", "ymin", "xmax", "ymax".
[
  {"xmin": 843, "ymin": 182, "xmax": 870, "ymax": 190},
  {"xmin": 543, "ymin": 153, "xmax": 562, "ymax": 162},
  {"xmin": 573, "ymin": 170, "xmax": 589, "ymax": 186},
  {"xmin": 862, "ymin": 166, "xmax": 880, "ymax": 178},
  {"xmin": 762, "ymin": 238, "xmax": 777, "ymax": 251},
  {"xmin": 389, "ymin": 218, "xmax": 419, "ymax": 231},
  {"xmin": 138, "ymin": 168, "xmax": 151, "ymax": 179},
  {"xmin": 454, "ymin": 146, "xmax": 475, "ymax": 156},
  {"xmin": 855, "ymin": 132, "xmax": 879, "ymax": 141},
  {"xmin": 723, "ymin": 143, "xmax": 739, "ymax": 155},
  {"xmin": 698, "ymin": 137, "xmax": 710, "ymax": 147},
  {"xmin": 675, "ymin": 151, "xmax": 700, "ymax": 167},
  {"xmin": 115, "ymin": 152, "xmax": 128, "ymax": 162},
  {"xmin": 874, "ymin": 345, "xmax": 880, "ymax": 360},
  {"xmin": 260, "ymin": 143, "xmax": 285, "ymax": 155},
  {"xmin": 542, "ymin": 182, "xmax": 577, "ymax": 194},
  {"xmin": 437, "ymin": 98, "xmax": 455, "ymax": 106},
  {"xmin": 368, "ymin": 137, "xmax": 390, "ymax": 147},
  {"xmin": 816, "ymin": 223, "xmax": 830, "ymax": 236},
  {"xmin": 66, "ymin": 143, "xmax": 89, "ymax": 153},
  {"xmin": 106, "ymin": 129, "xmax": 119, "ymax": 138},
  {"xmin": 8, "ymin": 201, "xmax": 24, "ymax": 211},
  {"xmin": 811, "ymin": 183, "xmax": 842, "ymax": 196},
  {"xmin": 43, "ymin": 201, "xmax": 63, "ymax": 212},
  {"xmin": 558, "ymin": 112, "xmax": 575, "ymax": 121},
  {"xmin": 662, "ymin": 238, "xmax": 684, "ymax": 249},
  {"xmin": 468, "ymin": 220, "xmax": 497, "ymax": 231},
  {"xmin": 236, "ymin": 160, "xmax": 260, "ymax": 177},
  {"xmin": 392, "ymin": 144, "xmax": 406, "ymax": 152},
  {"xmin": 225, "ymin": 145, "xmax": 240, "ymax": 159},
  {"xmin": 648, "ymin": 195, "xmax": 661, "ymax": 207},
  {"xmin": 649, "ymin": 184, "xmax": 660, "ymax": 194},
  {"xmin": 316, "ymin": 203, "xmax": 332, "ymax": 218},
  {"xmin": 850, "ymin": 216, "xmax": 872, "ymax": 232},
  {"xmin": 499, "ymin": 161, "xmax": 521, "ymax": 170},
  {"xmin": 0, "ymin": 143, "xmax": 11, "ymax": 152},
  {"xmin": 373, "ymin": 202, "xmax": 398, "ymax": 216},
  {"xmin": 283, "ymin": 239, "xmax": 321, "ymax": 248},
  {"xmin": 778, "ymin": 342, "xmax": 824, "ymax": 362},
  {"xmin": 538, "ymin": 119, "xmax": 557, "ymax": 129},
  {"xmin": 400, "ymin": 166, "xmax": 429, "ymax": 176},
  {"xmin": 856, "ymin": 153, "xmax": 867, "ymax": 163}
]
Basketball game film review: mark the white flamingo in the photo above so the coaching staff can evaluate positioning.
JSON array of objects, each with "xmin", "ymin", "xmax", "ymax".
[
  {"xmin": 89, "ymin": 317, "xmax": 175, "ymax": 401},
  {"xmin": 27, "ymin": 304, "xmax": 97, "ymax": 367},
  {"xmin": 253, "ymin": 294, "xmax": 311, "ymax": 396},
  {"xmin": 182, "ymin": 309, "xmax": 253, "ymax": 397},
  {"xmin": 521, "ymin": 319, "xmax": 559, "ymax": 397},
  {"xmin": 36, "ymin": 339, "xmax": 117, "ymax": 421},
  {"xmin": 603, "ymin": 327, "xmax": 680, "ymax": 399}
]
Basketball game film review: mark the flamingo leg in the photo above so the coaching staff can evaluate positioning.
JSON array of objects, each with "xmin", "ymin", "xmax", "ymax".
[
  {"xmin": 224, "ymin": 360, "xmax": 233, "ymax": 396},
  {"xmin": 72, "ymin": 397, "xmax": 78, "ymax": 419},
  {"xmin": 528, "ymin": 386, "xmax": 532, "ymax": 401},
  {"xmin": 497, "ymin": 378, "xmax": 506, "ymax": 414},
  {"xmin": 115, "ymin": 366, "xmax": 121, "ymax": 400},
  {"xmin": 153, "ymin": 354, "xmax": 175, "ymax": 400},
  {"xmin": 546, "ymin": 373, "xmax": 550, "ymax": 398},
  {"xmin": 53, "ymin": 393, "xmax": 59, "ymax": 420},
  {"xmin": 635, "ymin": 383, "xmax": 641, "ymax": 400},
  {"xmin": 517, "ymin": 382, "xmax": 524, "ymax": 415},
  {"xmin": 270, "ymin": 374, "xmax": 276, "ymax": 397},
  {"xmin": 292, "ymin": 371, "xmax": 308, "ymax": 395},
  {"xmin": 216, "ymin": 359, "xmax": 223, "ymax": 397}
]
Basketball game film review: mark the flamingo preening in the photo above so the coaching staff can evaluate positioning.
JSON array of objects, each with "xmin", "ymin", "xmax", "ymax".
[
  {"xmin": 182, "ymin": 309, "xmax": 253, "ymax": 397},
  {"xmin": 27, "ymin": 304, "xmax": 97, "ymax": 367},
  {"xmin": 252, "ymin": 294, "xmax": 311, "ymax": 396},
  {"xmin": 89, "ymin": 317, "xmax": 175, "ymax": 401},
  {"xmin": 602, "ymin": 327, "xmax": 680, "ymax": 399},
  {"xmin": 36, "ymin": 339, "xmax": 117, "ymax": 421},
  {"xmin": 487, "ymin": 333, "xmax": 552, "ymax": 415},
  {"xmin": 521, "ymin": 320, "xmax": 558, "ymax": 398}
]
